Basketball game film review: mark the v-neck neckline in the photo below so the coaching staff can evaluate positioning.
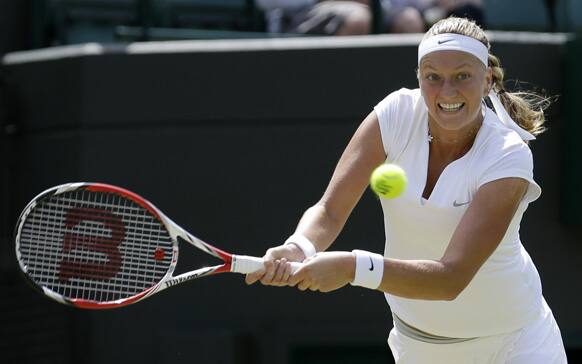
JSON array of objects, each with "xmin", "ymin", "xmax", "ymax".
[{"xmin": 420, "ymin": 112, "xmax": 485, "ymax": 203}]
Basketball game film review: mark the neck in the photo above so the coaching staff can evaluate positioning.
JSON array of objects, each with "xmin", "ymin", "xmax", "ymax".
[
  {"xmin": 427, "ymin": 120, "xmax": 482, "ymax": 158},
  {"xmin": 428, "ymin": 122, "xmax": 481, "ymax": 144}
]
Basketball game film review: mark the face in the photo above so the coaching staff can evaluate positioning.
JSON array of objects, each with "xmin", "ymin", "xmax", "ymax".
[{"xmin": 418, "ymin": 50, "xmax": 492, "ymax": 133}]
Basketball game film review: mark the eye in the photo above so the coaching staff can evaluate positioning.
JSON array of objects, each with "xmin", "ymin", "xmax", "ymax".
[
  {"xmin": 425, "ymin": 73, "xmax": 440, "ymax": 81},
  {"xmin": 457, "ymin": 72, "xmax": 471, "ymax": 81}
]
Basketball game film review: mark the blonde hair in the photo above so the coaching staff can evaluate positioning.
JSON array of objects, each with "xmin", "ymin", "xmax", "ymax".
[{"xmin": 423, "ymin": 17, "xmax": 550, "ymax": 137}]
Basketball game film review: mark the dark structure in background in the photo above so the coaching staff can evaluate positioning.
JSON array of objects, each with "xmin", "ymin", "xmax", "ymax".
[
  {"xmin": 13, "ymin": 0, "xmax": 582, "ymax": 49},
  {"xmin": 1, "ymin": 1, "xmax": 582, "ymax": 364},
  {"xmin": 1, "ymin": 32, "xmax": 582, "ymax": 364}
]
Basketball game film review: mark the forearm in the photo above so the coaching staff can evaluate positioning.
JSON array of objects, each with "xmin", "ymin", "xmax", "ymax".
[
  {"xmin": 289, "ymin": 251, "xmax": 466, "ymax": 297},
  {"xmin": 292, "ymin": 203, "xmax": 348, "ymax": 253},
  {"xmin": 377, "ymin": 258, "xmax": 464, "ymax": 301},
  {"xmin": 290, "ymin": 112, "xmax": 384, "ymax": 254}
]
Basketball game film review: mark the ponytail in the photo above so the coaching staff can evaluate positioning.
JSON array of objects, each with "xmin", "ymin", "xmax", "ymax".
[{"xmin": 488, "ymin": 53, "xmax": 550, "ymax": 137}]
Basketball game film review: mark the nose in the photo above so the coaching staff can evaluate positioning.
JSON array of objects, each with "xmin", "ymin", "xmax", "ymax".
[{"xmin": 441, "ymin": 78, "xmax": 458, "ymax": 98}]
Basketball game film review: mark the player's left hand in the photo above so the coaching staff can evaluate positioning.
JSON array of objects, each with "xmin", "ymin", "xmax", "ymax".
[{"xmin": 288, "ymin": 251, "xmax": 355, "ymax": 292}]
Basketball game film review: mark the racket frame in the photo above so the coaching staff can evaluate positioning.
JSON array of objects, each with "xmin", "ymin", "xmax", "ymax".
[{"xmin": 14, "ymin": 182, "xmax": 264, "ymax": 309}]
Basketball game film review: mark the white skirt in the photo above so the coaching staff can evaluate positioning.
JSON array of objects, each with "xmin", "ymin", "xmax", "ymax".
[{"xmin": 387, "ymin": 299, "xmax": 567, "ymax": 364}]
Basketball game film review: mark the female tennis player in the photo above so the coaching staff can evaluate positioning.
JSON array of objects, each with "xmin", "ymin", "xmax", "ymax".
[{"xmin": 246, "ymin": 17, "xmax": 567, "ymax": 363}]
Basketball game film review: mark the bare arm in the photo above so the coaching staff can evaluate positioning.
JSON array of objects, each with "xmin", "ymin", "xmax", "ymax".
[
  {"xmin": 378, "ymin": 177, "xmax": 528, "ymax": 300},
  {"xmin": 251, "ymin": 107, "xmax": 529, "ymax": 299},
  {"xmin": 293, "ymin": 111, "xmax": 386, "ymax": 252},
  {"xmin": 245, "ymin": 111, "xmax": 386, "ymax": 285},
  {"xmin": 290, "ymin": 177, "xmax": 529, "ymax": 298}
]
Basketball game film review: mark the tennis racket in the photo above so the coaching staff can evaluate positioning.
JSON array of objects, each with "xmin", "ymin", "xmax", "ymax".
[{"xmin": 15, "ymin": 182, "xmax": 299, "ymax": 309}]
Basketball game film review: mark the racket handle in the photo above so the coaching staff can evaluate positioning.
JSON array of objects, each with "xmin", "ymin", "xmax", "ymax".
[{"xmin": 231, "ymin": 255, "xmax": 301, "ymax": 274}]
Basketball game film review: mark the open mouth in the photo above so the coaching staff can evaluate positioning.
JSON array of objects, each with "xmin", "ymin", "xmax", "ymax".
[{"xmin": 438, "ymin": 102, "xmax": 465, "ymax": 112}]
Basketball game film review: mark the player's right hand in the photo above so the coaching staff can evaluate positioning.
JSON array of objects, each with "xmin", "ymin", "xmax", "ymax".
[{"xmin": 245, "ymin": 244, "xmax": 306, "ymax": 286}]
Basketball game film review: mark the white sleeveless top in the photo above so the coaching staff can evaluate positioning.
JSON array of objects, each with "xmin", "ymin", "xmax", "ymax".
[{"xmin": 374, "ymin": 88, "xmax": 543, "ymax": 338}]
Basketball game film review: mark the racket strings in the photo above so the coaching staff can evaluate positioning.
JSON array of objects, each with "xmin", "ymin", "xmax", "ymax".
[{"xmin": 19, "ymin": 189, "xmax": 174, "ymax": 303}]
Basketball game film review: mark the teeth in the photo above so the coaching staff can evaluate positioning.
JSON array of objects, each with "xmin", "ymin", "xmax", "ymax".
[{"xmin": 439, "ymin": 102, "xmax": 464, "ymax": 111}]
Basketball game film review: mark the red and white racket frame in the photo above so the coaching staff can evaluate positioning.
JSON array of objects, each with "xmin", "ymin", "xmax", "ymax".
[{"xmin": 15, "ymin": 182, "xmax": 269, "ymax": 309}]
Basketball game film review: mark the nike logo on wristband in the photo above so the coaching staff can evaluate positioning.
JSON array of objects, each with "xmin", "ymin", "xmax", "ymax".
[
  {"xmin": 438, "ymin": 39, "xmax": 454, "ymax": 44},
  {"xmin": 369, "ymin": 257, "xmax": 374, "ymax": 271},
  {"xmin": 453, "ymin": 200, "xmax": 471, "ymax": 207}
]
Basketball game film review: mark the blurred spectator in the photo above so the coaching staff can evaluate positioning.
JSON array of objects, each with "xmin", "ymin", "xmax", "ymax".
[
  {"xmin": 256, "ymin": 0, "xmax": 484, "ymax": 36},
  {"xmin": 256, "ymin": 0, "xmax": 371, "ymax": 35},
  {"xmin": 257, "ymin": 0, "xmax": 425, "ymax": 35},
  {"xmin": 382, "ymin": 0, "xmax": 426, "ymax": 33},
  {"xmin": 423, "ymin": 0, "xmax": 484, "ymax": 27}
]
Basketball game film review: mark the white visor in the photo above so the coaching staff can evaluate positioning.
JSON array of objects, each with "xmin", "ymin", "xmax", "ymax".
[{"xmin": 418, "ymin": 33, "xmax": 489, "ymax": 67}]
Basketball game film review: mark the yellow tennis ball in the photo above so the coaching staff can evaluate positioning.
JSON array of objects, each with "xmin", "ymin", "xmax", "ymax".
[{"xmin": 370, "ymin": 164, "xmax": 407, "ymax": 199}]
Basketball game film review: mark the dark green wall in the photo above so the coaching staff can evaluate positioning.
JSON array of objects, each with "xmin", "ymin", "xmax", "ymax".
[{"xmin": 2, "ymin": 35, "xmax": 581, "ymax": 363}]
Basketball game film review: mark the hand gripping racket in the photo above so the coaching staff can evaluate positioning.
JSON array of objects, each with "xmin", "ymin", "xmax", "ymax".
[{"xmin": 15, "ymin": 182, "xmax": 299, "ymax": 309}]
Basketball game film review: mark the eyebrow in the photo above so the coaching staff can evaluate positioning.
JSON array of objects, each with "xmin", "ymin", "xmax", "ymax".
[{"xmin": 420, "ymin": 62, "xmax": 475, "ymax": 71}]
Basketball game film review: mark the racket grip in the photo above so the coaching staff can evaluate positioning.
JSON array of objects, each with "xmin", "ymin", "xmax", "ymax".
[{"xmin": 231, "ymin": 255, "xmax": 301, "ymax": 274}]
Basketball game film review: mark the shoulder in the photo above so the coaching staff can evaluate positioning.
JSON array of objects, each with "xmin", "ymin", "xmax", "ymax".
[
  {"xmin": 374, "ymin": 88, "xmax": 425, "ymax": 125},
  {"xmin": 375, "ymin": 88, "xmax": 422, "ymax": 112},
  {"xmin": 472, "ymin": 109, "xmax": 540, "ymax": 202},
  {"xmin": 373, "ymin": 88, "xmax": 426, "ymax": 160},
  {"xmin": 477, "ymin": 109, "xmax": 533, "ymax": 162}
]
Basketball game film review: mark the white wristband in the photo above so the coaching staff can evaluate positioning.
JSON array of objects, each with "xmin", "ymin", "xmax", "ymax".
[
  {"xmin": 284, "ymin": 233, "xmax": 316, "ymax": 258},
  {"xmin": 350, "ymin": 250, "xmax": 384, "ymax": 289}
]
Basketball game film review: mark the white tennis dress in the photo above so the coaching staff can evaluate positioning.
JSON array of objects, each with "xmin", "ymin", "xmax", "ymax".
[{"xmin": 373, "ymin": 88, "xmax": 566, "ymax": 363}]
